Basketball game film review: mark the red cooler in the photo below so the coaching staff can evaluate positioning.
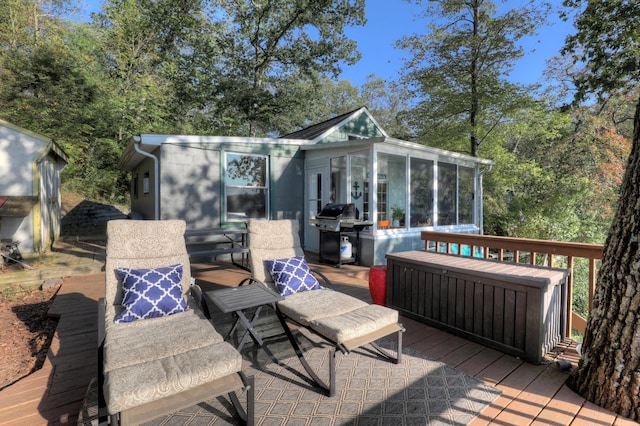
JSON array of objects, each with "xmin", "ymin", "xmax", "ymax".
[{"xmin": 368, "ymin": 265, "xmax": 387, "ymax": 306}]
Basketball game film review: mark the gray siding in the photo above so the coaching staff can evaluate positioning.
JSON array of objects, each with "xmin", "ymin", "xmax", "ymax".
[
  {"xmin": 136, "ymin": 142, "xmax": 305, "ymax": 231},
  {"xmin": 271, "ymin": 155, "xmax": 304, "ymax": 223},
  {"xmin": 160, "ymin": 144, "xmax": 222, "ymax": 229}
]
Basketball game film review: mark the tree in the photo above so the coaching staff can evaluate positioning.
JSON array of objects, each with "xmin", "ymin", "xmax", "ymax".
[
  {"xmin": 210, "ymin": 0, "xmax": 366, "ymax": 137},
  {"xmin": 562, "ymin": 0, "xmax": 640, "ymax": 419},
  {"xmin": 0, "ymin": 1, "xmax": 107, "ymax": 195},
  {"xmin": 397, "ymin": 0, "xmax": 549, "ymax": 156},
  {"xmin": 360, "ymin": 74, "xmax": 412, "ymax": 139},
  {"xmin": 94, "ymin": 0, "xmax": 213, "ymax": 139}
]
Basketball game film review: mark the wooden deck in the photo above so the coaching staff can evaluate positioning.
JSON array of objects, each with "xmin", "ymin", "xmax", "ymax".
[{"xmin": 0, "ymin": 258, "xmax": 637, "ymax": 425}]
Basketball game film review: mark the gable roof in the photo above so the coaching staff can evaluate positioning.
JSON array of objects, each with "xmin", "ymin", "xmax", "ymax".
[
  {"xmin": 0, "ymin": 119, "xmax": 69, "ymax": 164},
  {"xmin": 280, "ymin": 106, "xmax": 388, "ymax": 142}
]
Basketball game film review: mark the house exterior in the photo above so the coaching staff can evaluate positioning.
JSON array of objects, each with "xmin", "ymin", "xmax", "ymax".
[
  {"xmin": 119, "ymin": 107, "xmax": 494, "ymax": 265},
  {"xmin": 0, "ymin": 120, "xmax": 69, "ymax": 253}
]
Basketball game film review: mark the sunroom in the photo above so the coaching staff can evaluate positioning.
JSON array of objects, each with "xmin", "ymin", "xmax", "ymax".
[
  {"xmin": 119, "ymin": 107, "xmax": 494, "ymax": 266},
  {"xmin": 301, "ymin": 137, "xmax": 494, "ymax": 265}
]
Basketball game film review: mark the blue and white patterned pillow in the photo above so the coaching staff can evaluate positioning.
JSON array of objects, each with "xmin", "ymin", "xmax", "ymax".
[
  {"xmin": 114, "ymin": 264, "xmax": 187, "ymax": 323},
  {"xmin": 265, "ymin": 256, "xmax": 322, "ymax": 297}
]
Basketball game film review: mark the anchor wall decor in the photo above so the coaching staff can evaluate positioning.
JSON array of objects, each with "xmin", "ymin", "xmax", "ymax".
[{"xmin": 351, "ymin": 181, "xmax": 362, "ymax": 200}]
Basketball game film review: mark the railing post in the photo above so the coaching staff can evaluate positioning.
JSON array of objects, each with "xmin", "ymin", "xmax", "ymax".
[{"xmin": 566, "ymin": 256, "xmax": 574, "ymax": 338}]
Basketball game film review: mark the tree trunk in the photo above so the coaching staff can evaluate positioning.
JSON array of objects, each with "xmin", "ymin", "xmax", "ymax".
[
  {"xmin": 567, "ymin": 95, "xmax": 640, "ymax": 420},
  {"xmin": 470, "ymin": 0, "xmax": 480, "ymax": 158}
]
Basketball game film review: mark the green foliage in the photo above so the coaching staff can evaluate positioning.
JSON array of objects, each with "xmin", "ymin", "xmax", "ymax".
[
  {"xmin": 0, "ymin": 0, "xmax": 632, "ymax": 248},
  {"xmin": 359, "ymin": 74, "xmax": 412, "ymax": 139},
  {"xmin": 562, "ymin": 0, "xmax": 640, "ymax": 102},
  {"xmin": 209, "ymin": 0, "xmax": 366, "ymax": 136},
  {"xmin": 480, "ymin": 101, "xmax": 620, "ymax": 245},
  {"xmin": 398, "ymin": 0, "xmax": 550, "ymax": 156}
]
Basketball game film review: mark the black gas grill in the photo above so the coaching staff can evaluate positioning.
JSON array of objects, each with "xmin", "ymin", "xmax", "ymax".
[
  {"xmin": 315, "ymin": 203, "xmax": 371, "ymax": 232},
  {"xmin": 313, "ymin": 203, "xmax": 372, "ymax": 266}
]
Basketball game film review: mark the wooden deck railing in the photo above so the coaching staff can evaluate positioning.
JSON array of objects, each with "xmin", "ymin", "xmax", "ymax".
[{"xmin": 420, "ymin": 231, "xmax": 604, "ymax": 337}]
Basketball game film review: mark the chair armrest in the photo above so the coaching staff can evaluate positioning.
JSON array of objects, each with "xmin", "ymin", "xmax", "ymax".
[
  {"xmin": 241, "ymin": 269, "xmax": 334, "ymax": 290},
  {"xmin": 189, "ymin": 282, "xmax": 211, "ymax": 319},
  {"xmin": 238, "ymin": 277, "xmax": 264, "ymax": 287},
  {"xmin": 310, "ymin": 268, "xmax": 335, "ymax": 290}
]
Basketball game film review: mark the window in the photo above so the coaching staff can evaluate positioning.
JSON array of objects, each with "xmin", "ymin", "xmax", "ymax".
[
  {"xmin": 143, "ymin": 172, "xmax": 150, "ymax": 195},
  {"xmin": 330, "ymin": 156, "xmax": 347, "ymax": 203},
  {"xmin": 133, "ymin": 173, "xmax": 139, "ymax": 199},
  {"xmin": 308, "ymin": 172, "xmax": 322, "ymax": 219},
  {"xmin": 377, "ymin": 180, "xmax": 388, "ymax": 221},
  {"xmin": 378, "ymin": 153, "xmax": 407, "ymax": 226},
  {"xmin": 410, "ymin": 158, "xmax": 433, "ymax": 227},
  {"xmin": 350, "ymin": 152, "xmax": 369, "ymax": 220},
  {"xmin": 225, "ymin": 153, "xmax": 268, "ymax": 221},
  {"xmin": 437, "ymin": 162, "xmax": 457, "ymax": 225},
  {"xmin": 458, "ymin": 166, "xmax": 474, "ymax": 224}
]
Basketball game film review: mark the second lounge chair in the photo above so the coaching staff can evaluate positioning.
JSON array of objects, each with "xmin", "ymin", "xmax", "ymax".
[{"xmin": 244, "ymin": 219, "xmax": 404, "ymax": 396}]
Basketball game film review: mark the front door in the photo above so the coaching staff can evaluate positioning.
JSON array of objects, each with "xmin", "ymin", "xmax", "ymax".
[{"xmin": 304, "ymin": 168, "xmax": 324, "ymax": 252}]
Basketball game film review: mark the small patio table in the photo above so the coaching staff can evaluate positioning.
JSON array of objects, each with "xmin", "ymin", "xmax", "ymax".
[{"xmin": 205, "ymin": 284, "xmax": 284, "ymax": 363}]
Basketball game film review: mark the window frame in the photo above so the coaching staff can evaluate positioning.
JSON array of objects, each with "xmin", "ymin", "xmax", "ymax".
[{"xmin": 223, "ymin": 151, "xmax": 270, "ymax": 223}]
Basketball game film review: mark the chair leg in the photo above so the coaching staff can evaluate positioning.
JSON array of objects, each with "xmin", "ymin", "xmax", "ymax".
[
  {"xmin": 246, "ymin": 375, "xmax": 254, "ymax": 426},
  {"xmin": 368, "ymin": 324, "xmax": 404, "ymax": 364},
  {"xmin": 329, "ymin": 348, "xmax": 337, "ymax": 397},
  {"xmin": 229, "ymin": 373, "xmax": 254, "ymax": 426},
  {"xmin": 396, "ymin": 324, "xmax": 403, "ymax": 364},
  {"xmin": 275, "ymin": 309, "xmax": 332, "ymax": 395}
]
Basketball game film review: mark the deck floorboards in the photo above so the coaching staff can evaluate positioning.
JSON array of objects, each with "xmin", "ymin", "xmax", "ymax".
[{"xmin": 0, "ymin": 259, "xmax": 635, "ymax": 425}]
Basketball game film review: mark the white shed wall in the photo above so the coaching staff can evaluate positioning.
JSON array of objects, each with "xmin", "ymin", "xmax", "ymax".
[{"xmin": 1, "ymin": 124, "xmax": 41, "ymax": 196}]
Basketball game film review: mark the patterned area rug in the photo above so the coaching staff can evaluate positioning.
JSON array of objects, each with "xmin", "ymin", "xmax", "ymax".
[{"xmin": 81, "ymin": 333, "xmax": 500, "ymax": 426}]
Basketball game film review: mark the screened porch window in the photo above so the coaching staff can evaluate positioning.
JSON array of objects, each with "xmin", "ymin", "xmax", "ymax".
[
  {"xmin": 458, "ymin": 166, "xmax": 475, "ymax": 224},
  {"xmin": 224, "ymin": 153, "xmax": 268, "ymax": 221},
  {"xmin": 410, "ymin": 158, "xmax": 433, "ymax": 227},
  {"xmin": 437, "ymin": 162, "xmax": 457, "ymax": 225},
  {"xmin": 374, "ymin": 153, "xmax": 476, "ymax": 229},
  {"xmin": 377, "ymin": 153, "xmax": 407, "ymax": 226}
]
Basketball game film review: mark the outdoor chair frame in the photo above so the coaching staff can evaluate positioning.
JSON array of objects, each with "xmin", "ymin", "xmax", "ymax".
[
  {"xmin": 242, "ymin": 219, "xmax": 404, "ymax": 397},
  {"xmin": 99, "ymin": 219, "xmax": 254, "ymax": 426}
]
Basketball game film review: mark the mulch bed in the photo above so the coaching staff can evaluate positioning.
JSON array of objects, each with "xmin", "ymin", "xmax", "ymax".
[{"xmin": 0, "ymin": 284, "xmax": 59, "ymax": 390}]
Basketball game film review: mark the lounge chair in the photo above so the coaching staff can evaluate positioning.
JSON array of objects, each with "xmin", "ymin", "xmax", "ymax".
[
  {"xmin": 100, "ymin": 220, "xmax": 254, "ymax": 425},
  {"xmin": 244, "ymin": 219, "xmax": 404, "ymax": 396}
]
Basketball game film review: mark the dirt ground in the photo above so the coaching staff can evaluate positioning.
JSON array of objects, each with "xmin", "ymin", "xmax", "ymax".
[
  {"xmin": 0, "ymin": 284, "xmax": 59, "ymax": 390},
  {"xmin": 0, "ymin": 191, "xmax": 115, "ymax": 391}
]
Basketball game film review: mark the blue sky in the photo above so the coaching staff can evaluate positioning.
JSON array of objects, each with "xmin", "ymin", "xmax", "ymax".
[
  {"xmin": 79, "ymin": 0, "xmax": 574, "ymax": 88},
  {"xmin": 342, "ymin": 0, "xmax": 575, "ymax": 87}
]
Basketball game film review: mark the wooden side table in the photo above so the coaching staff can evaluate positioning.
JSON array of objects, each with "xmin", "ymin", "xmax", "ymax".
[{"xmin": 205, "ymin": 284, "xmax": 284, "ymax": 362}]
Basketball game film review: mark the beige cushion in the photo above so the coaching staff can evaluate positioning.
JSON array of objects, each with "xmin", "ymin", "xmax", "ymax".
[
  {"xmin": 276, "ymin": 288, "xmax": 368, "ymax": 326},
  {"xmin": 103, "ymin": 308, "xmax": 224, "ymax": 373},
  {"xmin": 104, "ymin": 341, "xmax": 242, "ymax": 414},
  {"xmin": 246, "ymin": 219, "xmax": 304, "ymax": 286},
  {"xmin": 312, "ymin": 304, "xmax": 399, "ymax": 343},
  {"xmin": 105, "ymin": 220, "xmax": 192, "ymax": 322},
  {"xmin": 102, "ymin": 220, "xmax": 246, "ymax": 417}
]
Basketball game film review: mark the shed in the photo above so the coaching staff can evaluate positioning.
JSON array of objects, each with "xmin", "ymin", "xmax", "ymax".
[
  {"xmin": 0, "ymin": 120, "xmax": 69, "ymax": 253},
  {"xmin": 119, "ymin": 107, "xmax": 494, "ymax": 265}
]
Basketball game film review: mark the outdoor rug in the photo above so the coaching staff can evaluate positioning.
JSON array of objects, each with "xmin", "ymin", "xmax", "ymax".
[{"xmin": 93, "ymin": 333, "xmax": 500, "ymax": 426}]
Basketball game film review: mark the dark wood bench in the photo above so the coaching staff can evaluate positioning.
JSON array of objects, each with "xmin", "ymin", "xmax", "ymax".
[{"xmin": 385, "ymin": 251, "xmax": 569, "ymax": 364}]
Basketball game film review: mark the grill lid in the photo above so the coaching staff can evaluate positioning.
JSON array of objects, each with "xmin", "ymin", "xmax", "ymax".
[{"xmin": 317, "ymin": 203, "xmax": 359, "ymax": 220}]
